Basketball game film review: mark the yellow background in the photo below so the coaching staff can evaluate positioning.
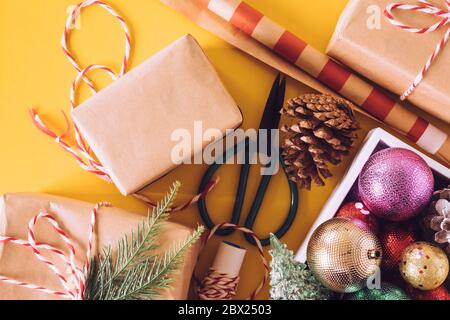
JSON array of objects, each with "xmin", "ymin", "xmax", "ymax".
[{"xmin": 0, "ymin": 0, "xmax": 449, "ymax": 299}]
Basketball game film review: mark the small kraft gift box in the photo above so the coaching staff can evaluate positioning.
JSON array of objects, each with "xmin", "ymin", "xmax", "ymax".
[
  {"xmin": 72, "ymin": 34, "xmax": 243, "ymax": 196},
  {"xmin": 0, "ymin": 193, "xmax": 201, "ymax": 300},
  {"xmin": 296, "ymin": 127, "xmax": 450, "ymax": 263},
  {"xmin": 327, "ymin": 0, "xmax": 450, "ymax": 124}
]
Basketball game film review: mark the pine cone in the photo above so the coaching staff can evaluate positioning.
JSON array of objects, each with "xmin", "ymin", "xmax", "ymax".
[
  {"xmin": 281, "ymin": 94, "xmax": 359, "ymax": 189},
  {"xmin": 422, "ymin": 186, "xmax": 450, "ymax": 256}
]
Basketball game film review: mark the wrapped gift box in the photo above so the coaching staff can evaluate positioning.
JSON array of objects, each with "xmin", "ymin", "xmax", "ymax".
[
  {"xmin": 327, "ymin": 0, "xmax": 450, "ymax": 124},
  {"xmin": 72, "ymin": 34, "xmax": 243, "ymax": 195},
  {"xmin": 296, "ymin": 128, "xmax": 450, "ymax": 262},
  {"xmin": 0, "ymin": 193, "xmax": 201, "ymax": 300}
]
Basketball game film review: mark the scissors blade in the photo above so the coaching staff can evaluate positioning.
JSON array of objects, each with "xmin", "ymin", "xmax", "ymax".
[
  {"xmin": 273, "ymin": 75, "xmax": 286, "ymax": 129},
  {"xmin": 259, "ymin": 74, "xmax": 286, "ymax": 131}
]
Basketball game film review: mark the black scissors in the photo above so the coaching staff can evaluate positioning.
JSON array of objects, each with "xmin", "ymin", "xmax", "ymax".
[{"xmin": 198, "ymin": 74, "xmax": 299, "ymax": 246}]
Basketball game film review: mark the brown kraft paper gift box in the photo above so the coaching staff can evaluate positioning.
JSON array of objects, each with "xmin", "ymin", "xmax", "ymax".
[
  {"xmin": 327, "ymin": 0, "xmax": 450, "ymax": 124},
  {"xmin": 72, "ymin": 34, "xmax": 243, "ymax": 196},
  {"xmin": 0, "ymin": 193, "xmax": 201, "ymax": 300}
]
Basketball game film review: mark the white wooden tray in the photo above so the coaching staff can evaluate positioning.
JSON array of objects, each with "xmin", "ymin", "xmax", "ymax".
[{"xmin": 295, "ymin": 127, "xmax": 450, "ymax": 262}]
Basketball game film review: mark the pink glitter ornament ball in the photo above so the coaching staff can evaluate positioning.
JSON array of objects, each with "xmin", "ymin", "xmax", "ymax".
[{"xmin": 358, "ymin": 148, "xmax": 434, "ymax": 222}]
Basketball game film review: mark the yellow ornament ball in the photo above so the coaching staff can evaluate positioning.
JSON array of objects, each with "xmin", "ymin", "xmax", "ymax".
[
  {"xmin": 307, "ymin": 218, "xmax": 382, "ymax": 293},
  {"xmin": 399, "ymin": 242, "xmax": 449, "ymax": 291}
]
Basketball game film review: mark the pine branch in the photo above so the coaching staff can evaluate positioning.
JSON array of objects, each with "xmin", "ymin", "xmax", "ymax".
[
  {"xmin": 111, "ymin": 182, "xmax": 180, "ymax": 278},
  {"xmin": 112, "ymin": 225, "xmax": 204, "ymax": 300},
  {"xmin": 84, "ymin": 182, "xmax": 204, "ymax": 300}
]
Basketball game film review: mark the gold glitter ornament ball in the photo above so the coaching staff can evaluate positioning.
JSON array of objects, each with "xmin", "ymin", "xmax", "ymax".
[
  {"xmin": 400, "ymin": 242, "xmax": 449, "ymax": 291},
  {"xmin": 307, "ymin": 218, "xmax": 382, "ymax": 293}
]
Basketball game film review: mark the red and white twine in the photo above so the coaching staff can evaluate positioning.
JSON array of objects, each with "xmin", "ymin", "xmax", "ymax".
[
  {"xmin": 26, "ymin": 1, "xmax": 269, "ymax": 302},
  {"xmin": 385, "ymin": 0, "xmax": 450, "ymax": 100},
  {"xmin": 31, "ymin": 0, "xmax": 214, "ymax": 210},
  {"xmin": 0, "ymin": 202, "xmax": 111, "ymax": 300},
  {"xmin": 195, "ymin": 223, "xmax": 269, "ymax": 300},
  {"xmin": 197, "ymin": 268, "xmax": 240, "ymax": 300},
  {"xmin": 133, "ymin": 178, "xmax": 220, "ymax": 212},
  {"xmin": 61, "ymin": 0, "xmax": 131, "ymax": 85}
]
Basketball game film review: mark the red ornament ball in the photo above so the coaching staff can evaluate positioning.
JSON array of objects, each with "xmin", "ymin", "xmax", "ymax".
[
  {"xmin": 336, "ymin": 202, "xmax": 380, "ymax": 233},
  {"xmin": 379, "ymin": 223, "xmax": 417, "ymax": 270},
  {"xmin": 346, "ymin": 183, "xmax": 361, "ymax": 202},
  {"xmin": 405, "ymin": 285, "xmax": 450, "ymax": 300}
]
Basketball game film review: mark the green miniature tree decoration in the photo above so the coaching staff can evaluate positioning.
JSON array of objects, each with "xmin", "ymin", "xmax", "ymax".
[
  {"xmin": 84, "ymin": 181, "xmax": 204, "ymax": 300},
  {"xmin": 269, "ymin": 234, "xmax": 330, "ymax": 300}
]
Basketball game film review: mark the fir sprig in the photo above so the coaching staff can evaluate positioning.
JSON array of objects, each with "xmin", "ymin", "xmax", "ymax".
[{"xmin": 84, "ymin": 182, "xmax": 204, "ymax": 300}]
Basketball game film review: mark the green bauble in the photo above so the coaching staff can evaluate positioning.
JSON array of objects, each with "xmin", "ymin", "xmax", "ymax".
[{"xmin": 346, "ymin": 283, "xmax": 410, "ymax": 300}]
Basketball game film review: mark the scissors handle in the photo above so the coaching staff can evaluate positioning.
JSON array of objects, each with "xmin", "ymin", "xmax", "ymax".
[
  {"xmin": 197, "ymin": 139, "xmax": 251, "ymax": 236},
  {"xmin": 197, "ymin": 138, "xmax": 299, "ymax": 246},
  {"xmin": 243, "ymin": 160, "xmax": 298, "ymax": 246}
]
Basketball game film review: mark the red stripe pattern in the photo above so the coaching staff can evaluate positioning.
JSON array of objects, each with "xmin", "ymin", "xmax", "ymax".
[
  {"xmin": 205, "ymin": 0, "xmax": 449, "ymax": 158},
  {"xmin": 317, "ymin": 60, "xmax": 352, "ymax": 92},
  {"xmin": 274, "ymin": 31, "xmax": 307, "ymax": 63},
  {"xmin": 230, "ymin": 2, "xmax": 263, "ymax": 35},
  {"xmin": 408, "ymin": 117, "xmax": 429, "ymax": 142},
  {"xmin": 362, "ymin": 88, "xmax": 397, "ymax": 121}
]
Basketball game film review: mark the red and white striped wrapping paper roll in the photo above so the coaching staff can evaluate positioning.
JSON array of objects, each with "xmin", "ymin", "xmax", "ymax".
[{"xmin": 204, "ymin": 0, "xmax": 450, "ymax": 163}]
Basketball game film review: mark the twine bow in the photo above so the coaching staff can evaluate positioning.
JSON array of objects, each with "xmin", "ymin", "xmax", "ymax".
[
  {"xmin": 384, "ymin": 0, "xmax": 450, "ymax": 100},
  {"xmin": 0, "ymin": 202, "xmax": 110, "ymax": 300}
]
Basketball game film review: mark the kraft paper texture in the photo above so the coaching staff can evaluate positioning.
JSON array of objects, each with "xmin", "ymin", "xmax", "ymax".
[
  {"xmin": 327, "ymin": 0, "xmax": 450, "ymax": 124},
  {"xmin": 0, "ymin": 193, "xmax": 201, "ymax": 300},
  {"xmin": 72, "ymin": 34, "xmax": 242, "ymax": 196}
]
